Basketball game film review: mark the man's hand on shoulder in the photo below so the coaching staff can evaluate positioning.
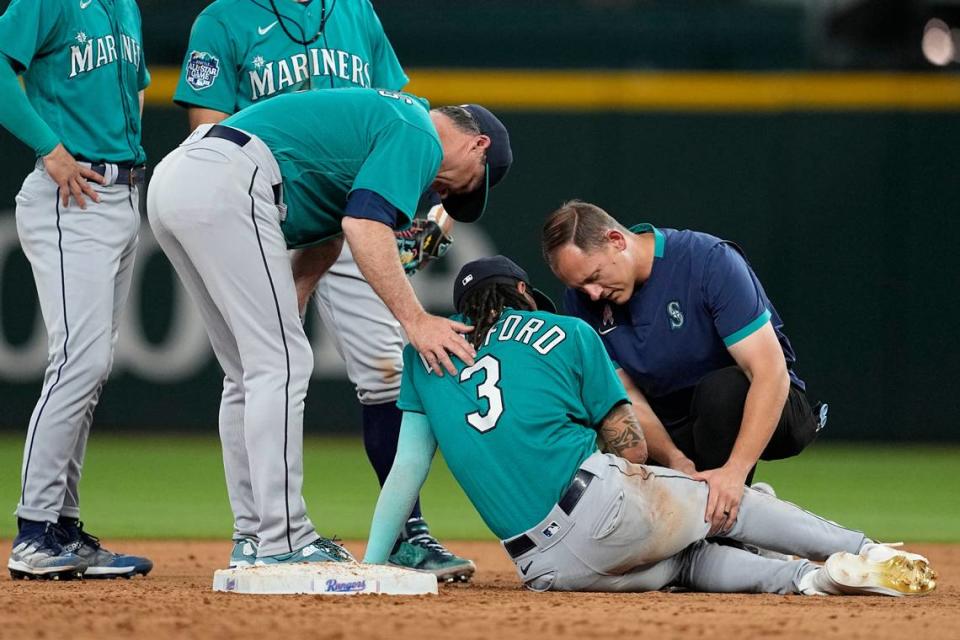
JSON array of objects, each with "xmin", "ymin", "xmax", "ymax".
[{"xmin": 405, "ymin": 311, "xmax": 475, "ymax": 377}]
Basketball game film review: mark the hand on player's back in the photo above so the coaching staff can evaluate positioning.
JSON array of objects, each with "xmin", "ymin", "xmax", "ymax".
[
  {"xmin": 406, "ymin": 313, "xmax": 475, "ymax": 376},
  {"xmin": 43, "ymin": 143, "xmax": 106, "ymax": 210}
]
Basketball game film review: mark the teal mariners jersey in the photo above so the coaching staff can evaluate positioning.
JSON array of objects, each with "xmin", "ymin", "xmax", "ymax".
[
  {"xmin": 396, "ymin": 309, "xmax": 629, "ymax": 540},
  {"xmin": 173, "ymin": 0, "xmax": 407, "ymax": 114},
  {"xmin": 223, "ymin": 88, "xmax": 441, "ymax": 248},
  {"xmin": 0, "ymin": 0, "xmax": 149, "ymax": 163}
]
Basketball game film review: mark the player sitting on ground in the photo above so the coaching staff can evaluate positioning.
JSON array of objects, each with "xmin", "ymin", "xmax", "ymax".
[{"xmin": 362, "ymin": 255, "xmax": 937, "ymax": 596}]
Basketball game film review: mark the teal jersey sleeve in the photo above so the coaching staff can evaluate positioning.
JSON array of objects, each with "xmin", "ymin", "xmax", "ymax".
[
  {"xmin": 174, "ymin": 13, "xmax": 239, "ymax": 113},
  {"xmin": 363, "ymin": 411, "xmax": 436, "ymax": 564},
  {"xmin": 137, "ymin": 21, "xmax": 150, "ymax": 91},
  {"xmin": 350, "ymin": 120, "xmax": 441, "ymax": 225},
  {"xmin": 397, "ymin": 345, "xmax": 426, "ymax": 413},
  {"xmin": 574, "ymin": 321, "xmax": 630, "ymax": 427},
  {"xmin": 0, "ymin": 0, "xmax": 63, "ymax": 70},
  {"xmin": 0, "ymin": 55, "xmax": 59, "ymax": 155},
  {"xmin": 363, "ymin": 0, "xmax": 407, "ymax": 91}
]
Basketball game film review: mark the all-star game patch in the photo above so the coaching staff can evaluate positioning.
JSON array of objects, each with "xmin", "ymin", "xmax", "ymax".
[{"xmin": 185, "ymin": 50, "xmax": 220, "ymax": 90}]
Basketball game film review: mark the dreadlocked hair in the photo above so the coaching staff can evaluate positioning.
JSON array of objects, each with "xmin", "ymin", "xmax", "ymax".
[{"xmin": 460, "ymin": 282, "xmax": 534, "ymax": 349}]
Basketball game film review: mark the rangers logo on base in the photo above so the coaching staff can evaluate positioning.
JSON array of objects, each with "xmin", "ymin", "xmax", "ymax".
[{"xmin": 212, "ymin": 562, "xmax": 437, "ymax": 596}]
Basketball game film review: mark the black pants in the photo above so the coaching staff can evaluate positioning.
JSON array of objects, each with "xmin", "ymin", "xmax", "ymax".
[{"xmin": 656, "ymin": 367, "xmax": 820, "ymax": 485}]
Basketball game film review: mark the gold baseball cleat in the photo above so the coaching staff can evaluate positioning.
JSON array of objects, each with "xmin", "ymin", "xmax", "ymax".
[{"xmin": 806, "ymin": 543, "xmax": 937, "ymax": 596}]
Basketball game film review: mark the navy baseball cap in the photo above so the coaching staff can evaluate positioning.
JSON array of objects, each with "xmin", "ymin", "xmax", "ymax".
[
  {"xmin": 441, "ymin": 104, "xmax": 513, "ymax": 224},
  {"xmin": 454, "ymin": 255, "xmax": 556, "ymax": 314}
]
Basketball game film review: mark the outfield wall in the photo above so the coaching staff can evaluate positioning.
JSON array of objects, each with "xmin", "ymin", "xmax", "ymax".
[{"xmin": 1, "ymin": 87, "xmax": 958, "ymax": 440}]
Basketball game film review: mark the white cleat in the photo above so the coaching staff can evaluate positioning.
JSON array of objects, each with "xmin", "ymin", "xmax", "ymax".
[{"xmin": 801, "ymin": 544, "xmax": 937, "ymax": 597}]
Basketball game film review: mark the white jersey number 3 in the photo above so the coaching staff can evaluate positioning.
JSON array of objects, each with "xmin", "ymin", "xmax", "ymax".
[{"xmin": 459, "ymin": 355, "xmax": 504, "ymax": 433}]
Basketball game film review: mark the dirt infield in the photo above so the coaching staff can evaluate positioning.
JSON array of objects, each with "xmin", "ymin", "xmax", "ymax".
[{"xmin": 1, "ymin": 540, "xmax": 958, "ymax": 640}]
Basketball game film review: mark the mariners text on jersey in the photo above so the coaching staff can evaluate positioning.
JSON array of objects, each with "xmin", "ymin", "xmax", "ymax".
[
  {"xmin": 70, "ymin": 31, "xmax": 143, "ymax": 78},
  {"xmin": 175, "ymin": 0, "xmax": 407, "ymax": 114},
  {"xmin": 248, "ymin": 47, "xmax": 373, "ymax": 100}
]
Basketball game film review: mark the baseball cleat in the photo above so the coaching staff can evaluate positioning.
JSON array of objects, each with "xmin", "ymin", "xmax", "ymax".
[
  {"xmin": 229, "ymin": 537, "xmax": 259, "ymax": 568},
  {"xmin": 59, "ymin": 522, "xmax": 153, "ymax": 579},
  {"xmin": 255, "ymin": 537, "xmax": 355, "ymax": 566},
  {"xmin": 8, "ymin": 523, "xmax": 88, "ymax": 581},
  {"xmin": 802, "ymin": 544, "xmax": 937, "ymax": 596},
  {"xmin": 388, "ymin": 518, "xmax": 476, "ymax": 583}
]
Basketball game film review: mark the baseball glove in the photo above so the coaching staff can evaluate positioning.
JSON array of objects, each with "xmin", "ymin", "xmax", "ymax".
[{"xmin": 396, "ymin": 218, "xmax": 453, "ymax": 275}]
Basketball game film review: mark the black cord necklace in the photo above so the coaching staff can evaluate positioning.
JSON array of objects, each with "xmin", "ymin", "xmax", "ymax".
[{"xmin": 267, "ymin": 0, "xmax": 333, "ymax": 46}]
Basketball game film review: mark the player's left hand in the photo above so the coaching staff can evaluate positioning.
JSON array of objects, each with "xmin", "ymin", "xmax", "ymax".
[
  {"xmin": 43, "ymin": 143, "xmax": 106, "ymax": 210},
  {"xmin": 692, "ymin": 465, "xmax": 749, "ymax": 535},
  {"xmin": 395, "ymin": 218, "xmax": 453, "ymax": 276}
]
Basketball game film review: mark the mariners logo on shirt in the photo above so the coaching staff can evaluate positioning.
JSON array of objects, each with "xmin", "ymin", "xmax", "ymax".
[
  {"xmin": 185, "ymin": 50, "xmax": 220, "ymax": 90},
  {"xmin": 667, "ymin": 301, "xmax": 684, "ymax": 330}
]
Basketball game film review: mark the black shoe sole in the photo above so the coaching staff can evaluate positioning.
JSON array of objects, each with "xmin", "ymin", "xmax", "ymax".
[
  {"xmin": 438, "ymin": 568, "xmax": 476, "ymax": 584},
  {"xmin": 9, "ymin": 568, "xmax": 85, "ymax": 581},
  {"xmin": 388, "ymin": 561, "xmax": 476, "ymax": 583}
]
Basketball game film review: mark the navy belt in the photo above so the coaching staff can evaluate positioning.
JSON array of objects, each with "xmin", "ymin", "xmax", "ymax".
[
  {"xmin": 204, "ymin": 123, "xmax": 252, "ymax": 147},
  {"xmin": 504, "ymin": 469, "xmax": 594, "ymax": 559},
  {"xmin": 203, "ymin": 124, "xmax": 281, "ymax": 204},
  {"xmin": 74, "ymin": 159, "xmax": 145, "ymax": 186}
]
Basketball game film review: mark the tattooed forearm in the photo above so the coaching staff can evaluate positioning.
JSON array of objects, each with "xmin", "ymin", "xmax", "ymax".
[{"xmin": 599, "ymin": 403, "xmax": 648, "ymax": 463}]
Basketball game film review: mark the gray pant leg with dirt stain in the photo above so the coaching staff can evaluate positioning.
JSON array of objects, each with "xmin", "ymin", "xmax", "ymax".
[{"xmin": 513, "ymin": 453, "xmax": 865, "ymax": 593}]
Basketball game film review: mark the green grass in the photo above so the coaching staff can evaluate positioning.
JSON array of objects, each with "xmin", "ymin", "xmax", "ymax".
[
  {"xmin": 751, "ymin": 444, "xmax": 960, "ymax": 542},
  {"xmin": 0, "ymin": 436, "xmax": 958, "ymax": 542},
  {"xmin": 0, "ymin": 435, "xmax": 490, "ymax": 541}
]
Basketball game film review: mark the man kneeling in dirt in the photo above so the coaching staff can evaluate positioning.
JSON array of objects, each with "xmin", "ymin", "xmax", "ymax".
[{"xmin": 362, "ymin": 255, "xmax": 936, "ymax": 596}]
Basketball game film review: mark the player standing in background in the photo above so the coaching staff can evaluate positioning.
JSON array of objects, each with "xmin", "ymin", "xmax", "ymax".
[
  {"xmin": 363, "ymin": 255, "xmax": 936, "ymax": 597},
  {"xmin": 0, "ymin": 0, "xmax": 153, "ymax": 579},
  {"xmin": 147, "ymin": 87, "xmax": 512, "ymax": 570},
  {"xmin": 542, "ymin": 200, "xmax": 827, "ymax": 535},
  {"xmin": 172, "ymin": 0, "xmax": 472, "ymax": 580}
]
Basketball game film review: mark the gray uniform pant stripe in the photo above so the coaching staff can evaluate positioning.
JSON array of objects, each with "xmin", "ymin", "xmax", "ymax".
[
  {"xmin": 246, "ymin": 166, "xmax": 293, "ymax": 553},
  {"xmin": 508, "ymin": 452, "xmax": 866, "ymax": 593}
]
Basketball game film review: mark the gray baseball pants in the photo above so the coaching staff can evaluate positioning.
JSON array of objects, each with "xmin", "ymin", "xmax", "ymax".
[
  {"xmin": 313, "ymin": 242, "xmax": 404, "ymax": 405},
  {"xmin": 14, "ymin": 163, "xmax": 140, "ymax": 524},
  {"xmin": 506, "ymin": 452, "xmax": 866, "ymax": 593},
  {"xmin": 147, "ymin": 125, "xmax": 318, "ymax": 556}
]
